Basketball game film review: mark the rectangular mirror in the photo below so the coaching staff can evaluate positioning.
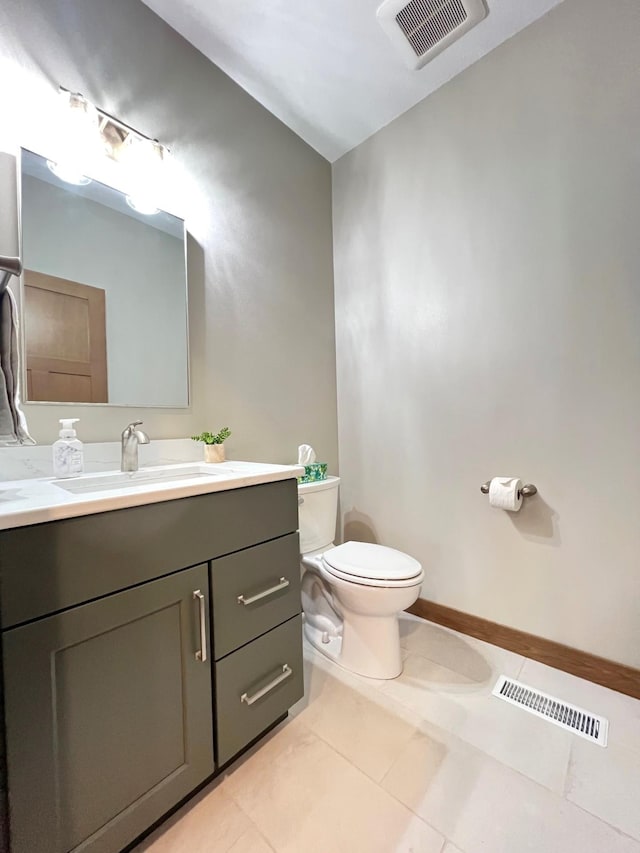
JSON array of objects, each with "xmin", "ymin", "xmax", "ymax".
[{"xmin": 19, "ymin": 148, "xmax": 189, "ymax": 408}]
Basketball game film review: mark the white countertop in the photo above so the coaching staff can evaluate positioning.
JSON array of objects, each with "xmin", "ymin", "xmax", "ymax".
[{"xmin": 0, "ymin": 460, "xmax": 304, "ymax": 531}]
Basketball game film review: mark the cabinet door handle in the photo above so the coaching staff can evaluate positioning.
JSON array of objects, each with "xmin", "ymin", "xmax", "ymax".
[
  {"xmin": 240, "ymin": 664, "xmax": 292, "ymax": 706},
  {"xmin": 193, "ymin": 589, "xmax": 207, "ymax": 662},
  {"xmin": 237, "ymin": 577, "xmax": 290, "ymax": 606}
]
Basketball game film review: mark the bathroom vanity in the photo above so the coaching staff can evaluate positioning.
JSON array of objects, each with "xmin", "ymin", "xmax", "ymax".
[{"xmin": 0, "ymin": 462, "xmax": 304, "ymax": 853}]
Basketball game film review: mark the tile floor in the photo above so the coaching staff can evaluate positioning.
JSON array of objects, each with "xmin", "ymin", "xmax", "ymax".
[{"xmin": 135, "ymin": 614, "xmax": 640, "ymax": 853}]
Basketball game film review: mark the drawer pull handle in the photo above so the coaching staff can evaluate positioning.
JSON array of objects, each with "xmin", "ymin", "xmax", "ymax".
[
  {"xmin": 237, "ymin": 577, "xmax": 290, "ymax": 606},
  {"xmin": 241, "ymin": 664, "xmax": 292, "ymax": 706},
  {"xmin": 193, "ymin": 589, "xmax": 207, "ymax": 662}
]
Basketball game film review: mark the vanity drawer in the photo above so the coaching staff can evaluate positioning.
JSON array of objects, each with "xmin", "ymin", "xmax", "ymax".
[
  {"xmin": 215, "ymin": 614, "xmax": 303, "ymax": 766},
  {"xmin": 211, "ymin": 533, "xmax": 300, "ymax": 659}
]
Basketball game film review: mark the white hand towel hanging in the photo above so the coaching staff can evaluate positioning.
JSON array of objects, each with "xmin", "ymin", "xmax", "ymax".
[{"xmin": 0, "ymin": 286, "xmax": 34, "ymax": 446}]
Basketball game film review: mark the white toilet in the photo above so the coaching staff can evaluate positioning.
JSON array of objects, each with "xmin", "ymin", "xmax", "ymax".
[{"xmin": 298, "ymin": 476, "xmax": 423, "ymax": 679}]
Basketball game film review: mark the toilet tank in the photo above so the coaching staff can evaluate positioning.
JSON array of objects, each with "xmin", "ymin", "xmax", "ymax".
[{"xmin": 298, "ymin": 476, "xmax": 340, "ymax": 554}]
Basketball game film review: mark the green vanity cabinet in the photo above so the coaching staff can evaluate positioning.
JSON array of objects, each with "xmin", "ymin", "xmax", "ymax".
[
  {"xmin": 0, "ymin": 478, "xmax": 303, "ymax": 853},
  {"xmin": 2, "ymin": 563, "xmax": 214, "ymax": 853}
]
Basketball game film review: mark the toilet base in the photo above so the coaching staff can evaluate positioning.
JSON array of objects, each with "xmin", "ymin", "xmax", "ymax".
[
  {"xmin": 304, "ymin": 619, "xmax": 343, "ymax": 666},
  {"xmin": 304, "ymin": 611, "xmax": 403, "ymax": 680}
]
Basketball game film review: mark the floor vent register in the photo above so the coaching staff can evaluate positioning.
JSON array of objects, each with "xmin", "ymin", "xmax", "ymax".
[{"xmin": 492, "ymin": 675, "xmax": 608, "ymax": 747}]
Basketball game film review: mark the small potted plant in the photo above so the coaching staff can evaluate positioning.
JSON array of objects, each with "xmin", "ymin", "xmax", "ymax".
[{"xmin": 191, "ymin": 427, "xmax": 231, "ymax": 463}]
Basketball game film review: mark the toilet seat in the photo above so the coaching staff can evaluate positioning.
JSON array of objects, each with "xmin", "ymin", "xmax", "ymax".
[{"xmin": 322, "ymin": 541, "xmax": 423, "ymax": 589}]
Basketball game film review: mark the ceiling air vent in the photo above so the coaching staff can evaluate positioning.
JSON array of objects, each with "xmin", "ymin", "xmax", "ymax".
[{"xmin": 377, "ymin": 0, "xmax": 488, "ymax": 70}]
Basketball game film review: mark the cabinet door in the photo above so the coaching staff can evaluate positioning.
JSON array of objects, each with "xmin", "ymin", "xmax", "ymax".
[{"xmin": 3, "ymin": 564, "xmax": 214, "ymax": 853}]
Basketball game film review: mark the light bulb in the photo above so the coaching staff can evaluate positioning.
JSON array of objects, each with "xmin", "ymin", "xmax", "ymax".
[
  {"xmin": 121, "ymin": 136, "xmax": 163, "ymax": 216},
  {"xmin": 46, "ymin": 160, "xmax": 91, "ymax": 185},
  {"xmin": 126, "ymin": 195, "xmax": 159, "ymax": 216},
  {"xmin": 48, "ymin": 90, "xmax": 103, "ymax": 185}
]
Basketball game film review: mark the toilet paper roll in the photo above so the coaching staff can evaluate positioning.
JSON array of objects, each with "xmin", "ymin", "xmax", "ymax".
[{"xmin": 488, "ymin": 477, "xmax": 523, "ymax": 512}]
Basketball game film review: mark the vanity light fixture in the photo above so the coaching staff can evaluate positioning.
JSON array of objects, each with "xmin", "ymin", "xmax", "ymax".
[{"xmin": 47, "ymin": 86, "xmax": 169, "ymax": 214}]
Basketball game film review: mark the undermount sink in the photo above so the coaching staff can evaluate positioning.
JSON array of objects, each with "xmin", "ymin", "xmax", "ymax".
[{"xmin": 54, "ymin": 464, "xmax": 222, "ymax": 495}]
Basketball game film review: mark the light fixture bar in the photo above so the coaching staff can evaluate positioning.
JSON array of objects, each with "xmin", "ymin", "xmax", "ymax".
[{"xmin": 58, "ymin": 86, "xmax": 169, "ymax": 161}]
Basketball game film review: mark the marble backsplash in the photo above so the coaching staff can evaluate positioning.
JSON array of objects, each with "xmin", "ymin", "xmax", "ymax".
[{"xmin": 0, "ymin": 438, "xmax": 202, "ymax": 482}]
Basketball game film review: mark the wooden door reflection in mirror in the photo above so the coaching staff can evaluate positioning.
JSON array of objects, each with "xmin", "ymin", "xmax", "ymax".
[{"xmin": 24, "ymin": 270, "xmax": 108, "ymax": 403}]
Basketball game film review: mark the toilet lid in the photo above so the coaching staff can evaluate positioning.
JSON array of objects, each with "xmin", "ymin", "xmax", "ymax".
[{"xmin": 322, "ymin": 541, "xmax": 422, "ymax": 583}]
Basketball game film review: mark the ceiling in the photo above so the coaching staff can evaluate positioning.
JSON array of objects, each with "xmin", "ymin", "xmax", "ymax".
[{"xmin": 141, "ymin": 0, "xmax": 565, "ymax": 162}]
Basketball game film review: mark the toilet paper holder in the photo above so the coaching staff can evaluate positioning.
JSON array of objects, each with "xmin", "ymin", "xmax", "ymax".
[{"xmin": 480, "ymin": 480, "xmax": 537, "ymax": 498}]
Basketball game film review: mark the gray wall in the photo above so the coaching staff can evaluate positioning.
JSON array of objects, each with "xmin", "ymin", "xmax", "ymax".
[
  {"xmin": 332, "ymin": 0, "xmax": 640, "ymax": 667},
  {"xmin": 0, "ymin": 0, "xmax": 338, "ymax": 469}
]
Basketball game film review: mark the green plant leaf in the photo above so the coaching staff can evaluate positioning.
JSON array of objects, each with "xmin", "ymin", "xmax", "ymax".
[{"xmin": 191, "ymin": 426, "xmax": 231, "ymax": 445}]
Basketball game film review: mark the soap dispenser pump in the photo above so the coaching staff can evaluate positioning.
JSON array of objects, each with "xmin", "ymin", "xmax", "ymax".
[{"xmin": 52, "ymin": 418, "xmax": 84, "ymax": 479}]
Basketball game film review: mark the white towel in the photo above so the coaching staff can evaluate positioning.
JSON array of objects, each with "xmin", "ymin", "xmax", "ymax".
[{"xmin": 0, "ymin": 287, "xmax": 34, "ymax": 445}]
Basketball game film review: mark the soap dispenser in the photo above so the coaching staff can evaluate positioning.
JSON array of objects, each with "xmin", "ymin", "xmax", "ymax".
[{"xmin": 52, "ymin": 418, "xmax": 84, "ymax": 479}]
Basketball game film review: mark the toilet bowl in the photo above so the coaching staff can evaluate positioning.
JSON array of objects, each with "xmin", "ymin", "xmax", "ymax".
[{"xmin": 298, "ymin": 477, "xmax": 423, "ymax": 679}]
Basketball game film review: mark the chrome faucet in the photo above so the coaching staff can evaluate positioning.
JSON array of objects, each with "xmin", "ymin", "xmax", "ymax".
[{"xmin": 121, "ymin": 421, "xmax": 150, "ymax": 472}]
